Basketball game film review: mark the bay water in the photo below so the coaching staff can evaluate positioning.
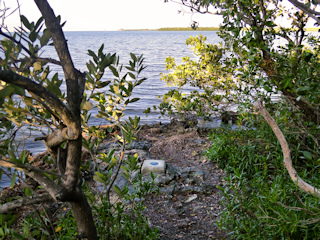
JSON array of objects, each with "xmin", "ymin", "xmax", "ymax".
[{"xmin": 0, "ymin": 31, "xmax": 220, "ymax": 189}]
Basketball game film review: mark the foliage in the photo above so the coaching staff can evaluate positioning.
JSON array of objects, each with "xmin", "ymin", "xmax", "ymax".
[
  {"xmin": 6, "ymin": 153, "xmax": 159, "ymax": 240},
  {"xmin": 93, "ymin": 152, "xmax": 159, "ymax": 239},
  {"xmin": 156, "ymin": 34, "xmax": 239, "ymax": 119},
  {"xmin": 0, "ymin": 1, "xmax": 150, "ymax": 239},
  {"xmin": 160, "ymin": 0, "xmax": 320, "ymax": 125},
  {"xmin": 206, "ymin": 108, "xmax": 320, "ymax": 239},
  {"xmin": 160, "ymin": 2, "xmax": 320, "ymax": 237}
]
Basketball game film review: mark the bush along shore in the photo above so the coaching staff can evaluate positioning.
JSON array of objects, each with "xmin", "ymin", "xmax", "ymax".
[
  {"xmin": 0, "ymin": 115, "xmax": 228, "ymax": 239},
  {"xmin": 1, "ymin": 105, "xmax": 320, "ymax": 239}
]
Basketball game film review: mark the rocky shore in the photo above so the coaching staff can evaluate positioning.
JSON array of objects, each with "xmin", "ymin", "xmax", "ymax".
[
  {"xmin": 1, "ymin": 117, "xmax": 230, "ymax": 239},
  {"xmin": 95, "ymin": 118, "xmax": 229, "ymax": 239}
]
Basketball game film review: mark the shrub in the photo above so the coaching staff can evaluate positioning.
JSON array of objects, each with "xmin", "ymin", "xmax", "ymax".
[{"xmin": 206, "ymin": 110, "xmax": 320, "ymax": 239}]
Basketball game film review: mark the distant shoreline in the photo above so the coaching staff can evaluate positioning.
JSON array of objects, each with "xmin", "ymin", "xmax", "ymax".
[
  {"xmin": 119, "ymin": 27, "xmax": 219, "ymax": 31},
  {"xmin": 119, "ymin": 27, "xmax": 320, "ymax": 32}
]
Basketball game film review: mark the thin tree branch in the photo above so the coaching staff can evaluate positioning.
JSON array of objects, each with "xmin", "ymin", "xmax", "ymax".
[
  {"xmin": 0, "ymin": 29, "xmax": 32, "ymax": 55},
  {"xmin": 287, "ymin": 0, "xmax": 320, "ymax": 26},
  {"xmin": 0, "ymin": 158, "xmax": 62, "ymax": 177},
  {"xmin": 0, "ymin": 157, "xmax": 64, "ymax": 201},
  {"xmin": 0, "ymin": 193, "xmax": 53, "ymax": 214},
  {"xmin": 168, "ymin": 0, "xmax": 219, "ymax": 15},
  {"xmin": 288, "ymin": 0, "xmax": 320, "ymax": 16},
  {"xmin": 32, "ymin": 56, "xmax": 61, "ymax": 65},
  {"xmin": 258, "ymin": 99, "xmax": 320, "ymax": 198},
  {"xmin": 0, "ymin": 70, "xmax": 78, "ymax": 139},
  {"xmin": 29, "ymin": 91, "xmax": 60, "ymax": 127}
]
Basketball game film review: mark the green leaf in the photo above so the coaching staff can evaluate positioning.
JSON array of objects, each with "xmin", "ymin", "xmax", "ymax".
[
  {"xmin": 98, "ymin": 44, "xmax": 104, "ymax": 56},
  {"xmin": 128, "ymin": 72, "xmax": 136, "ymax": 79},
  {"xmin": 113, "ymin": 185, "xmax": 123, "ymax": 197},
  {"xmin": 11, "ymin": 172, "xmax": 16, "ymax": 188},
  {"xmin": 86, "ymin": 60, "xmax": 96, "ymax": 73},
  {"xmin": 20, "ymin": 15, "xmax": 30, "ymax": 29},
  {"xmin": 24, "ymin": 187, "xmax": 32, "ymax": 197},
  {"xmin": 82, "ymin": 101, "xmax": 93, "ymax": 110},
  {"xmin": 100, "ymin": 55, "xmax": 115, "ymax": 70},
  {"xmin": 125, "ymin": 66, "xmax": 135, "ymax": 71},
  {"xmin": 34, "ymin": 17, "xmax": 44, "ymax": 32},
  {"xmin": 129, "ymin": 98, "xmax": 140, "ymax": 103},
  {"xmin": 40, "ymin": 29, "xmax": 51, "ymax": 47},
  {"xmin": 94, "ymin": 171, "xmax": 107, "ymax": 184},
  {"xmin": 303, "ymin": 151, "xmax": 313, "ymax": 160},
  {"xmin": 109, "ymin": 65, "xmax": 119, "ymax": 78},
  {"xmin": 0, "ymin": 86, "xmax": 15, "ymax": 106},
  {"xmin": 130, "ymin": 52, "xmax": 137, "ymax": 62},
  {"xmin": 88, "ymin": 50, "xmax": 98, "ymax": 63},
  {"xmin": 97, "ymin": 81, "xmax": 111, "ymax": 88},
  {"xmin": 29, "ymin": 31, "xmax": 37, "ymax": 43},
  {"xmin": 135, "ymin": 78, "xmax": 147, "ymax": 86}
]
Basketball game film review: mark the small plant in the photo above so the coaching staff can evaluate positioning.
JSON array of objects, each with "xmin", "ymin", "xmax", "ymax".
[
  {"xmin": 93, "ymin": 147, "xmax": 159, "ymax": 240},
  {"xmin": 206, "ymin": 108, "xmax": 320, "ymax": 239}
]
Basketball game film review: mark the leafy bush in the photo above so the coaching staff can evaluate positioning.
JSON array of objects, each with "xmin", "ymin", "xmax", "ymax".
[
  {"xmin": 93, "ymin": 149, "xmax": 159, "ymax": 240},
  {"xmin": 206, "ymin": 111, "xmax": 320, "ymax": 239},
  {"xmin": 3, "ymin": 157, "xmax": 159, "ymax": 240}
]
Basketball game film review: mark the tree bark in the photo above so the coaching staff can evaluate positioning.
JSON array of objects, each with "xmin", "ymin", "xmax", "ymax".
[
  {"xmin": 258, "ymin": 99, "xmax": 320, "ymax": 198},
  {"xmin": 34, "ymin": 1, "xmax": 98, "ymax": 239},
  {"xmin": 70, "ymin": 190, "xmax": 98, "ymax": 240},
  {"xmin": 0, "ymin": 193, "xmax": 53, "ymax": 214}
]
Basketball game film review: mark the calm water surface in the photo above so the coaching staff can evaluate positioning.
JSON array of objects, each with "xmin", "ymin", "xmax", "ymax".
[
  {"xmin": 45, "ymin": 31, "xmax": 220, "ymax": 125},
  {"xmin": 0, "ymin": 31, "xmax": 220, "ymax": 189}
]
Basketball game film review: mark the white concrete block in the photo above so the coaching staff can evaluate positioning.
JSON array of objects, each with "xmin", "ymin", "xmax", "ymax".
[{"xmin": 141, "ymin": 160, "xmax": 166, "ymax": 174}]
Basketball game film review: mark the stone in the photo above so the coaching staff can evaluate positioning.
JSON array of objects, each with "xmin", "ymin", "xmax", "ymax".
[
  {"xmin": 185, "ymin": 194, "xmax": 198, "ymax": 203},
  {"xmin": 141, "ymin": 160, "xmax": 166, "ymax": 174}
]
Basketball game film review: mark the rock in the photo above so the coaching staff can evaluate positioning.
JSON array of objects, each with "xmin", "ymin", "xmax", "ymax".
[
  {"xmin": 194, "ymin": 139, "xmax": 206, "ymax": 145},
  {"xmin": 98, "ymin": 140, "xmax": 152, "ymax": 152},
  {"xmin": 129, "ymin": 141, "xmax": 153, "ymax": 150},
  {"xmin": 221, "ymin": 110, "xmax": 238, "ymax": 124},
  {"xmin": 141, "ymin": 160, "xmax": 166, "ymax": 174},
  {"xmin": 185, "ymin": 194, "xmax": 198, "ymax": 203}
]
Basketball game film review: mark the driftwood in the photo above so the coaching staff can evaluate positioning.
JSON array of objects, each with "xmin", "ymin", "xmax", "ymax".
[{"xmin": 258, "ymin": 100, "xmax": 320, "ymax": 198}]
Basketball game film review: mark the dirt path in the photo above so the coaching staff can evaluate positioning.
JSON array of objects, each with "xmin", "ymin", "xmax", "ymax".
[{"xmin": 136, "ymin": 120, "xmax": 229, "ymax": 239}]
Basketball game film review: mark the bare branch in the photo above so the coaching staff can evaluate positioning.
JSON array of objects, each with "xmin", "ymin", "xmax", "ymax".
[
  {"xmin": 168, "ymin": 0, "xmax": 220, "ymax": 15},
  {"xmin": 0, "ymin": 158, "xmax": 62, "ymax": 177},
  {"xmin": 287, "ymin": 0, "xmax": 320, "ymax": 26},
  {"xmin": 29, "ymin": 91, "xmax": 60, "ymax": 127},
  {"xmin": 34, "ymin": 0, "xmax": 78, "ymax": 83},
  {"xmin": 0, "ymin": 29, "xmax": 32, "ymax": 56},
  {"xmin": 258, "ymin": 99, "xmax": 320, "ymax": 198},
  {"xmin": 288, "ymin": 0, "xmax": 320, "ymax": 16},
  {"xmin": 0, "ymin": 193, "xmax": 53, "ymax": 214},
  {"xmin": 33, "ymin": 57, "xmax": 61, "ymax": 65},
  {"xmin": 0, "ymin": 157, "xmax": 64, "ymax": 201},
  {"xmin": 43, "ymin": 127, "xmax": 72, "ymax": 149}
]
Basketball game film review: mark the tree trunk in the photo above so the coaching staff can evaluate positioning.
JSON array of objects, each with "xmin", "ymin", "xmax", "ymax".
[
  {"xmin": 34, "ymin": 1, "xmax": 98, "ymax": 238},
  {"xmin": 70, "ymin": 191, "xmax": 98, "ymax": 240}
]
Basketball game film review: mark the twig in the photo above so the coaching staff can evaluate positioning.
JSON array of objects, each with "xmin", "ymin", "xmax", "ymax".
[{"xmin": 0, "ymin": 192, "xmax": 53, "ymax": 214}]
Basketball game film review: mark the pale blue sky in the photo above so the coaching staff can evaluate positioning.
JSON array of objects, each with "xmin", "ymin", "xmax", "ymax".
[{"xmin": 3, "ymin": 0, "xmax": 222, "ymax": 31}]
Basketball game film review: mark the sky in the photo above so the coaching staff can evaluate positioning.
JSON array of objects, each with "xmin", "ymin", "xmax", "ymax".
[{"xmin": 2, "ymin": 0, "xmax": 223, "ymax": 31}]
